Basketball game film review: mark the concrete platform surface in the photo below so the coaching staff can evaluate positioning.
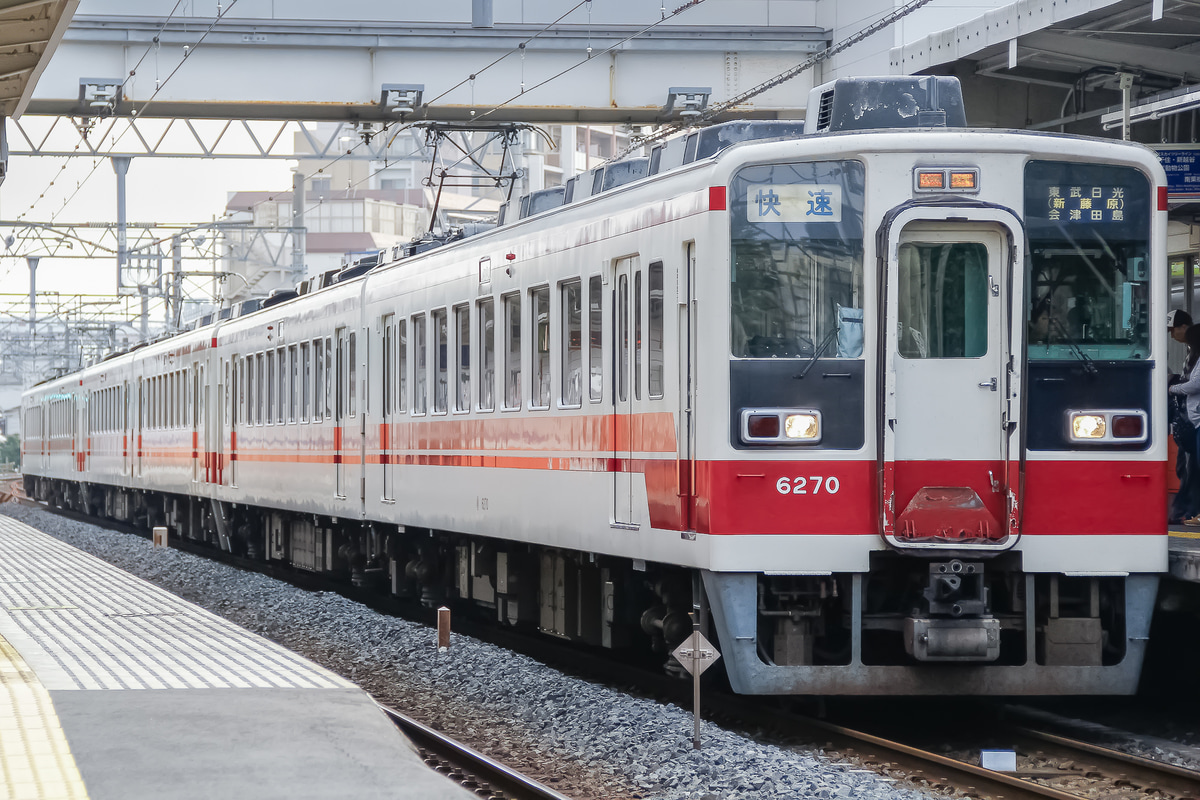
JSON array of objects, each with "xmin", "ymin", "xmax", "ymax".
[{"xmin": 0, "ymin": 514, "xmax": 473, "ymax": 800}]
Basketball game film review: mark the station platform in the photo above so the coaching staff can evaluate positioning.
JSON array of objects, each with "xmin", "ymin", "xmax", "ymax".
[
  {"xmin": 1169, "ymin": 529, "xmax": 1200, "ymax": 583},
  {"xmin": 0, "ymin": 514, "xmax": 472, "ymax": 800}
]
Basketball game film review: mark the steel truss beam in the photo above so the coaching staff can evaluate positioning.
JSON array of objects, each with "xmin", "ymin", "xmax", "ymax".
[{"xmin": 8, "ymin": 114, "xmax": 434, "ymax": 159}]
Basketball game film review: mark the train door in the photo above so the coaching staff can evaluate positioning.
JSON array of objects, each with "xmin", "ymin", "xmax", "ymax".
[
  {"xmin": 230, "ymin": 356, "xmax": 239, "ymax": 487},
  {"xmin": 881, "ymin": 211, "xmax": 1022, "ymax": 548},
  {"xmin": 381, "ymin": 316, "xmax": 394, "ymax": 502},
  {"xmin": 192, "ymin": 365, "xmax": 201, "ymax": 482},
  {"xmin": 135, "ymin": 377, "xmax": 143, "ymax": 479},
  {"xmin": 613, "ymin": 256, "xmax": 637, "ymax": 528},
  {"xmin": 335, "ymin": 327, "xmax": 347, "ymax": 498},
  {"xmin": 680, "ymin": 244, "xmax": 697, "ymax": 532},
  {"xmin": 77, "ymin": 393, "xmax": 87, "ymax": 473}
]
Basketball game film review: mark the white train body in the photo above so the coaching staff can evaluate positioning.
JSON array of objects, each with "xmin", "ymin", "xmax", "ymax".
[{"xmin": 24, "ymin": 79, "xmax": 1168, "ymax": 694}]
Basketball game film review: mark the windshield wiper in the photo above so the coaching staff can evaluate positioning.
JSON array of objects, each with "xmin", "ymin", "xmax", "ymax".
[
  {"xmin": 795, "ymin": 325, "xmax": 840, "ymax": 379},
  {"xmin": 1047, "ymin": 315, "xmax": 1099, "ymax": 375}
]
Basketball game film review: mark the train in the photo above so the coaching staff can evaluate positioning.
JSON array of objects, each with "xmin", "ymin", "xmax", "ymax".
[{"xmin": 22, "ymin": 77, "xmax": 1167, "ymax": 695}]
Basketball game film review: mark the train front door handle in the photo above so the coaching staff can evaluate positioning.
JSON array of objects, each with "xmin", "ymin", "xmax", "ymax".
[{"xmin": 979, "ymin": 378, "xmax": 998, "ymax": 391}]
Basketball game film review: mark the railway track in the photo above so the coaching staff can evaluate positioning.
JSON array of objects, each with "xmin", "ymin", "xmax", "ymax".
[
  {"xmin": 727, "ymin": 705, "xmax": 1200, "ymax": 800},
  {"xmin": 382, "ymin": 706, "xmax": 574, "ymax": 800}
]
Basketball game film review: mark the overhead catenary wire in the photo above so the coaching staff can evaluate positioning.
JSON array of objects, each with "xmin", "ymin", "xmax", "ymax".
[{"xmin": 628, "ymin": 0, "xmax": 937, "ymax": 153}]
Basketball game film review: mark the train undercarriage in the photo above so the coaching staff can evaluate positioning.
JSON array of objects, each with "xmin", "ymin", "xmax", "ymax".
[{"xmin": 27, "ymin": 475, "xmax": 1157, "ymax": 696}]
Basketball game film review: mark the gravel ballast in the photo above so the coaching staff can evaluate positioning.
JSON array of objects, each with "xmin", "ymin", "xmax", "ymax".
[{"xmin": 3, "ymin": 503, "xmax": 939, "ymax": 800}]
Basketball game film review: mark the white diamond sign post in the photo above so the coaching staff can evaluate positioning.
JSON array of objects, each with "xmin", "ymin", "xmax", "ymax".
[{"xmin": 672, "ymin": 630, "xmax": 720, "ymax": 750}]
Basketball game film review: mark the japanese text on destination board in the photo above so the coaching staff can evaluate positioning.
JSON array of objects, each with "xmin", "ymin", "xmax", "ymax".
[
  {"xmin": 1042, "ymin": 185, "xmax": 1126, "ymax": 222},
  {"xmin": 746, "ymin": 184, "xmax": 842, "ymax": 223}
]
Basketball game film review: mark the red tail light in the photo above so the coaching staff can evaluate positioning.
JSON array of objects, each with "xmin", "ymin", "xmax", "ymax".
[
  {"xmin": 746, "ymin": 414, "xmax": 780, "ymax": 438},
  {"xmin": 1111, "ymin": 415, "xmax": 1144, "ymax": 439}
]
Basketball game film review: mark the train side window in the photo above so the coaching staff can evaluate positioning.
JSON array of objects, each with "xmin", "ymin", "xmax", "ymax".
[
  {"xmin": 288, "ymin": 344, "xmax": 299, "ymax": 422},
  {"xmin": 634, "ymin": 270, "xmax": 643, "ymax": 401},
  {"xmin": 503, "ymin": 294, "xmax": 521, "ymax": 410},
  {"xmin": 277, "ymin": 347, "xmax": 287, "ymax": 424},
  {"xmin": 348, "ymin": 332, "xmax": 357, "ymax": 417},
  {"xmin": 649, "ymin": 261, "xmax": 664, "ymax": 399},
  {"xmin": 301, "ymin": 342, "xmax": 311, "ymax": 422},
  {"xmin": 324, "ymin": 337, "xmax": 333, "ymax": 419},
  {"xmin": 313, "ymin": 340, "xmax": 324, "ymax": 421},
  {"xmin": 433, "ymin": 309, "xmax": 448, "ymax": 414},
  {"xmin": 478, "ymin": 299, "xmax": 495, "ymax": 412},
  {"xmin": 531, "ymin": 286, "xmax": 550, "ymax": 409},
  {"xmin": 397, "ymin": 320, "xmax": 407, "ymax": 413},
  {"xmin": 412, "ymin": 314, "xmax": 427, "ymax": 415},
  {"xmin": 454, "ymin": 305, "xmax": 470, "ymax": 413},
  {"xmin": 588, "ymin": 275, "xmax": 603, "ymax": 402},
  {"xmin": 561, "ymin": 280, "xmax": 582, "ymax": 407},
  {"xmin": 266, "ymin": 350, "xmax": 276, "ymax": 425},
  {"xmin": 256, "ymin": 353, "xmax": 264, "ymax": 425}
]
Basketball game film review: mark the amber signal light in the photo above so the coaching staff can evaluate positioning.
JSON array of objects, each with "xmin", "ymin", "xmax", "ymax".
[
  {"xmin": 949, "ymin": 171, "xmax": 977, "ymax": 189},
  {"xmin": 916, "ymin": 171, "xmax": 945, "ymax": 189}
]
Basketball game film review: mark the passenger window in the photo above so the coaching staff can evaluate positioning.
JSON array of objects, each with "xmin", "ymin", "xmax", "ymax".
[
  {"xmin": 479, "ymin": 299, "xmax": 495, "ymax": 412},
  {"xmin": 277, "ymin": 347, "xmax": 287, "ymax": 424},
  {"xmin": 531, "ymin": 287, "xmax": 550, "ymax": 409},
  {"xmin": 588, "ymin": 276, "xmax": 603, "ymax": 402},
  {"xmin": 382, "ymin": 319, "xmax": 393, "ymax": 416},
  {"xmin": 649, "ymin": 262, "xmax": 664, "ymax": 399},
  {"xmin": 313, "ymin": 341, "xmax": 323, "ymax": 422},
  {"xmin": 454, "ymin": 306, "xmax": 470, "ymax": 412},
  {"xmin": 413, "ymin": 314, "xmax": 427, "ymax": 415},
  {"xmin": 324, "ymin": 337, "xmax": 332, "ymax": 419},
  {"xmin": 433, "ymin": 309, "xmax": 448, "ymax": 414},
  {"xmin": 301, "ymin": 342, "xmax": 311, "ymax": 422},
  {"xmin": 561, "ymin": 280, "xmax": 582, "ymax": 406},
  {"xmin": 289, "ymin": 344, "xmax": 299, "ymax": 422},
  {"xmin": 397, "ymin": 320, "xmax": 407, "ymax": 413},
  {"xmin": 503, "ymin": 294, "xmax": 521, "ymax": 410}
]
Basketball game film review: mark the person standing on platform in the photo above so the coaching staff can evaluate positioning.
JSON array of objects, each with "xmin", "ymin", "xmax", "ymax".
[{"xmin": 1168, "ymin": 314, "xmax": 1200, "ymax": 525}]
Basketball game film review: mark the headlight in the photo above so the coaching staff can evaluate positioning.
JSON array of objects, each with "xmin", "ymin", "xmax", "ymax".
[
  {"xmin": 1071, "ymin": 414, "xmax": 1106, "ymax": 439},
  {"xmin": 740, "ymin": 408, "xmax": 823, "ymax": 445},
  {"xmin": 1066, "ymin": 410, "xmax": 1147, "ymax": 444},
  {"xmin": 784, "ymin": 413, "xmax": 820, "ymax": 440}
]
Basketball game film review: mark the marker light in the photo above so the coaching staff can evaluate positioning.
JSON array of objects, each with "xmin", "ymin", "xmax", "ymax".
[
  {"xmin": 1071, "ymin": 414, "xmax": 1106, "ymax": 439},
  {"xmin": 746, "ymin": 414, "xmax": 780, "ymax": 439},
  {"xmin": 916, "ymin": 171, "xmax": 945, "ymax": 189},
  {"xmin": 1111, "ymin": 414, "xmax": 1145, "ymax": 439},
  {"xmin": 784, "ymin": 413, "xmax": 820, "ymax": 440},
  {"xmin": 949, "ymin": 171, "xmax": 977, "ymax": 189}
]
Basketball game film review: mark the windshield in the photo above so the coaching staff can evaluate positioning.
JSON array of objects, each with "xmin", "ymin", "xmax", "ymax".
[
  {"xmin": 729, "ymin": 161, "xmax": 865, "ymax": 359},
  {"xmin": 1024, "ymin": 161, "xmax": 1151, "ymax": 360}
]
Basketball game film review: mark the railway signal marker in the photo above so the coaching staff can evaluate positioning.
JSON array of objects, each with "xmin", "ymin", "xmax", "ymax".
[{"xmin": 673, "ymin": 630, "xmax": 721, "ymax": 750}]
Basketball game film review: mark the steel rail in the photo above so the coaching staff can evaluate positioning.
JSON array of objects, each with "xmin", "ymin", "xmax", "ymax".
[{"xmin": 380, "ymin": 705, "xmax": 574, "ymax": 800}]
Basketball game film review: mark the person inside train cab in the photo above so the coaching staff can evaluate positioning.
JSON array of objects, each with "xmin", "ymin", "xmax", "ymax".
[
  {"xmin": 1168, "ymin": 319, "xmax": 1200, "ymax": 525},
  {"xmin": 1028, "ymin": 295, "xmax": 1052, "ymax": 344}
]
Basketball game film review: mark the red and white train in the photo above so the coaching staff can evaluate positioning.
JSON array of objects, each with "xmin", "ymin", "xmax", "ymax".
[{"xmin": 23, "ymin": 77, "xmax": 1167, "ymax": 694}]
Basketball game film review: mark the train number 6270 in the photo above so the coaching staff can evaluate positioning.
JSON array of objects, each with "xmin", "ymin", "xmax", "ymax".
[{"xmin": 776, "ymin": 476, "xmax": 840, "ymax": 495}]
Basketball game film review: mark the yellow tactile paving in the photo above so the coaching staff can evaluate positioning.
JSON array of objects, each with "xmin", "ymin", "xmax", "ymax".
[{"xmin": 0, "ymin": 636, "xmax": 89, "ymax": 800}]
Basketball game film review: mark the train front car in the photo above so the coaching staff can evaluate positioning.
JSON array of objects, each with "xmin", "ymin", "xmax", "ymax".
[{"xmin": 700, "ymin": 78, "xmax": 1167, "ymax": 695}]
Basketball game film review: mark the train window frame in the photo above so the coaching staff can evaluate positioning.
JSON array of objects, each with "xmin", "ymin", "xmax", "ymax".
[
  {"xmin": 728, "ymin": 159, "xmax": 866, "ymax": 361},
  {"xmin": 288, "ymin": 344, "xmax": 299, "ymax": 422},
  {"xmin": 478, "ymin": 298, "xmax": 495, "ymax": 413},
  {"xmin": 648, "ymin": 261, "xmax": 665, "ymax": 399},
  {"xmin": 453, "ymin": 304, "xmax": 471, "ymax": 414},
  {"xmin": 324, "ymin": 337, "xmax": 333, "ymax": 420},
  {"xmin": 531, "ymin": 285, "xmax": 551, "ymax": 410},
  {"xmin": 560, "ymin": 279, "xmax": 583, "ymax": 408},
  {"xmin": 397, "ymin": 320, "xmax": 407, "ymax": 414},
  {"xmin": 412, "ymin": 314, "xmax": 428, "ymax": 416},
  {"xmin": 382, "ymin": 315, "xmax": 393, "ymax": 418},
  {"xmin": 266, "ymin": 349, "xmax": 276, "ymax": 425},
  {"xmin": 313, "ymin": 339, "xmax": 323, "ymax": 422},
  {"xmin": 301, "ymin": 341, "xmax": 312, "ymax": 423},
  {"xmin": 277, "ymin": 346, "xmax": 287, "ymax": 424},
  {"xmin": 348, "ymin": 332, "xmax": 357, "ymax": 418},
  {"xmin": 432, "ymin": 308, "xmax": 449, "ymax": 415},
  {"xmin": 588, "ymin": 275, "xmax": 604, "ymax": 403},
  {"xmin": 502, "ymin": 293, "xmax": 522, "ymax": 412}
]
